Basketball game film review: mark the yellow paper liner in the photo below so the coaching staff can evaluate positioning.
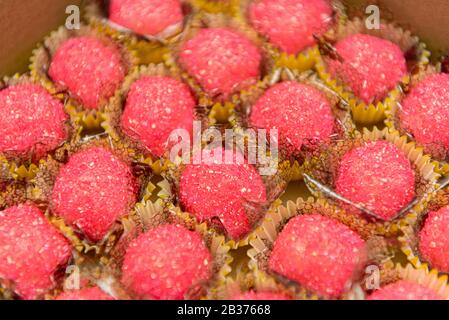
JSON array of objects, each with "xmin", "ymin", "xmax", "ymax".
[
  {"xmin": 234, "ymin": 0, "xmax": 347, "ymax": 72},
  {"xmin": 236, "ymin": 68, "xmax": 356, "ymax": 183},
  {"xmin": 304, "ymin": 127, "xmax": 440, "ymax": 237},
  {"xmin": 29, "ymin": 24, "xmax": 137, "ymax": 132},
  {"xmin": 398, "ymin": 185, "xmax": 449, "ymax": 272},
  {"xmin": 27, "ymin": 137, "xmax": 150, "ymax": 256},
  {"xmin": 103, "ymin": 63, "xmax": 207, "ymax": 175},
  {"xmin": 0, "ymin": 199, "xmax": 80, "ymax": 300},
  {"xmin": 84, "ymin": 0, "xmax": 190, "ymax": 65},
  {"xmin": 165, "ymin": 11, "xmax": 274, "ymax": 123},
  {"xmin": 97, "ymin": 196, "xmax": 233, "ymax": 300},
  {"xmin": 0, "ymin": 73, "xmax": 79, "ymax": 181},
  {"xmin": 189, "ymin": 0, "xmax": 239, "ymax": 15},
  {"xmin": 247, "ymin": 196, "xmax": 391, "ymax": 300},
  {"xmin": 385, "ymin": 64, "xmax": 449, "ymax": 168},
  {"xmin": 315, "ymin": 18, "xmax": 431, "ymax": 125},
  {"xmin": 163, "ymin": 140, "xmax": 289, "ymax": 246},
  {"xmin": 362, "ymin": 262, "xmax": 449, "ymax": 300}
]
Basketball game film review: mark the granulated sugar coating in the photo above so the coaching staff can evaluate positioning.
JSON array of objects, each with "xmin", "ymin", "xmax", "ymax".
[
  {"xmin": 56, "ymin": 287, "xmax": 115, "ymax": 300},
  {"xmin": 419, "ymin": 206, "xmax": 449, "ymax": 273},
  {"xmin": 121, "ymin": 224, "xmax": 212, "ymax": 300},
  {"xmin": 398, "ymin": 74, "xmax": 449, "ymax": 156},
  {"xmin": 0, "ymin": 204, "xmax": 72, "ymax": 300},
  {"xmin": 230, "ymin": 291, "xmax": 291, "ymax": 300},
  {"xmin": 121, "ymin": 76, "xmax": 195, "ymax": 157},
  {"xmin": 179, "ymin": 28, "xmax": 262, "ymax": 98},
  {"xmin": 335, "ymin": 140, "xmax": 415, "ymax": 221},
  {"xmin": 51, "ymin": 147, "xmax": 138, "ymax": 242},
  {"xmin": 0, "ymin": 84, "xmax": 68, "ymax": 161},
  {"xmin": 179, "ymin": 147, "xmax": 267, "ymax": 239},
  {"xmin": 109, "ymin": 0, "xmax": 183, "ymax": 37},
  {"xmin": 49, "ymin": 36, "xmax": 126, "ymax": 109},
  {"xmin": 328, "ymin": 34, "xmax": 407, "ymax": 104},
  {"xmin": 249, "ymin": 81, "xmax": 335, "ymax": 156},
  {"xmin": 269, "ymin": 214, "xmax": 366, "ymax": 298},
  {"xmin": 368, "ymin": 280, "xmax": 442, "ymax": 300},
  {"xmin": 248, "ymin": 0, "xmax": 332, "ymax": 54}
]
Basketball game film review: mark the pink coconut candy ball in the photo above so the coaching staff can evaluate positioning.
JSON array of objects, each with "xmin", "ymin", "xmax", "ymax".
[
  {"xmin": 398, "ymin": 74, "xmax": 449, "ymax": 158},
  {"xmin": 109, "ymin": 0, "xmax": 184, "ymax": 37},
  {"xmin": 179, "ymin": 28, "xmax": 262, "ymax": 99},
  {"xmin": 121, "ymin": 224, "xmax": 212, "ymax": 300},
  {"xmin": 179, "ymin": 147, "xmax": 267, "ymax": 239},
  {"xmin": 0, "ymin": 83, "xmax": 68, "ymax": 161},
  {"xmin": 120, "ymin": 76, "xmax": 195, "ymax": 158},
  {"xmin": 56, "ymin": 286, "xmax": 115, "ymax": 300},
  {"xmin": 269, "ymin": 214, "xmax": 366, "ymax": 298},
  {"xmin": 368, "ymin": 280, "xmax": 443, "ymax": 300},
  {"xmin": 49, "ymin": 36, "xmax": 126, "ymax": 109},
  {"xmin": 0, "ymin": 204, "xmax": 72, "ymax": 300},
  {"xmin": 335, "ymin": 140, "xmax": 415, "ymax": 221},
  {"xmin": 419, "ymin": 205, "xmax": 449, "ymax": 273},
  {"xmin": 51, "ymin": 147, "xmax": 138, "ymax": 242},
  {"xmin": 249, "ymin": 81, "xmax": 335, "ymax": 156},
  {"xmin": 249, "ymin": 0, "xmax": 333, "ymax": 54},
  {"xmin": 328, "ymin": 33, "xmax": 407, "ymax": 104}
]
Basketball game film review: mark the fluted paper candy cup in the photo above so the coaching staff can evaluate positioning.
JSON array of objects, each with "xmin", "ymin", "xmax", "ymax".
[
  {"xmin": 103, "ymin": 63, "xmax": 204, "ymax": 175},
  {"xmin": 237, "ymin": 68, "xmax": 355, "ymax": 181},
  {"xmin": 165, "ymin": 11, "xmax": 273, "ymax": 120},
  {"xmin": 84, "ymin": 0, "xmax": 193, "ymax": 64},
  {"xmin": 235, "ymin": 0, "xmax": 346, "ymax": 72},
  {"xmin": 99, "ymin": 197, "xmax": 232, "ymax": 300},
  {"xmin": 303, "ymin": 127, "xmax": 439, "ymax": 236},
  {"xmin": 27, "ymin": 137, "xmax": 148, "ymax": 255},
  {"xmin": 30, "ymin": 25, "xmax": 137, "ymax": 132},
  {"xmin": 247, "ymin": 197, "xmax": 391, "ymax": 299},
  {"xmin": 0, "ymin": 74, "xmax": 78, "ymax": 180},
  {"xmin": 315, "ymin": 17, "xmax": 430, "ymax": 125}
]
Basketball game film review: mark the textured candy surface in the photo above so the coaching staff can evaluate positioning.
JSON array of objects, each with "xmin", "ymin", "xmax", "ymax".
[
  {"xmin": 335, "ymin": 140, "xmax": 415, "ymax": 221},
  {"xmin": 179, "ymin": 147, "xmax": 267, "ymax": 239},
  {"xmin": 179, "ymin": 28, "xmax": 262, "ymax": 98},
  {"xmin": 269, "ymin": 214, "xmax": 366, "ymax": 298},
  {"xmin": 368, "ymin": 280, "xmax": 442, "ymax": 300},
  {"xmin": 109, "ymin": 0, "xmax": 183, "ymax": 36},
  {"xmin": 328, "ymin": 34, "xmax": 407, "ymax": 103},
  {"xmin": 51, "ymin": 147, "xmax": 138, "ymax": 242},
  {"xmin": 55, "ymin": 287, "xmax": 115, "ymax": 300},
  {"xmin": 249, "ymin": 0, "xmax": 332, "ymax": 54},
  {"xmin": 49, "ymin": 36, "xmax": 126, "ymax": 109},
  {"xmin": 121, "ymin": 224, "xmax": 212, "ymax": 300},
  {"xmin": 249, "ymin": 81, "xmax": 335, "ymax": 155},
  {"xmin": 0, "ymin": 204, "xmax": 72, "ymax": 300},
  {"xmin": 121, "ymin": 76, "xmax": 195, "ymax": 157},
  {"xmin": 230, "ymin": 291, "xmax": 291, "ymax": 300},
  {"xmin": 0, "ymin": 84, "xmax": 68, "ymax": 160},
  {"xmin": 419, "ymin": 206, "xmax": 449, "ymax": 273},
  {"xmin": 398, "ymin": 74, "xmax": 449, "ymax": 155}
]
